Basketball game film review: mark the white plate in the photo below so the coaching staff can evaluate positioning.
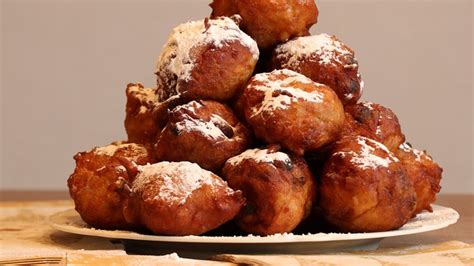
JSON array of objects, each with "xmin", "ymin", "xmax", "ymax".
[{"xmin": 48, "ymin": 205, "xmax": 459, "ymax": 257}]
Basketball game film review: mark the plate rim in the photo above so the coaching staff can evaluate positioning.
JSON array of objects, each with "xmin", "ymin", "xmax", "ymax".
[{"xmin": 48, "ymin": 204, "xmax": 459, "ymax": 244}]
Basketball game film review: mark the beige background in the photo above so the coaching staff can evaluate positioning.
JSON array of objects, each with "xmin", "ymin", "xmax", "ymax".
[{"xmin": 1, "ymin": 0, "xmax": 473, "ymax": 193}]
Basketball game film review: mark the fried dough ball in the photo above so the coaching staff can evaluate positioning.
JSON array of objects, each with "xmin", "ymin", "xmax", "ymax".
[
  {"xmin": 123, "ymin": 162, "xmax": 244, "ymax": 236},
  {"xmin": 222, "ymin": 146, "xmax": 316, "ymax": 235},
  {"xmin": 270, "ymin": 34, "xmax": 363, "ymax": 105},
  {"xmin": 67, "ymin": 142, "xmax": 154, "ymax": 230},
  {"xmin": 236, "ymin": 69, "xmax": 345, "ymax": 155},
  {"xmin": 155, "ymin": 16, "xmax": 259, "ymax": 102},
  {"xmin": 155, "ymin": 100, "xmax": 251, "ymax": 173},
  {"xmin": 125, "ymin": 83, "xmax": 160, "ymax": 144},
  {"xmin": 125, "ymin": 83, "xmax": 190, "ymax": 144},
  {"xmin": 395, "ymin": 143, "xmax": 442, "ymax": 215},
  {"xmin": 320, "ymin": 136, "xmax": 416, "ymax": 232},
  {"xmin": 345, "ymin": 102, "xmax": 405, "ymax": 151},
  {"xmin": 210, "ymin": 0, "xmax": 318, "ymax": 50}
]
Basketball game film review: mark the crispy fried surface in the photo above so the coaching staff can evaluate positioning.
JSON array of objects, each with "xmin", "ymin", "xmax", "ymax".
[
  {"xmin": 222, "ymin": 146, "xmax": 316, "ymax": 235},
  {"xmin": 125, "ymin": 83, "xmax": 190, "ymax": 145},
  {"xmin": 155, "ymin": 100, "xmax": 251, "ymax": 173},
  {"xmin": 395, "ymin": 143, "xmax": 442, "ymax": 215},
  {"xmin": 123, "ymin": 162, "xmax": 244, "ymax": 236},
  {"xmin": 237, "ymin": 69, "xmax": 345, "ymax": 155},
  {"xmin": 270, "ymin": 34, "xmax": 363, "ymax": 105},
  {"xmin": 210, "ymin": 0, "xmax": 318, "ymax": 50},
  {"xmin": 345, "ymin": 102, "xmax": 405, "ymax": 151},
  {"xmin": 340, "ymin": 112, "xmax": 375, "ymax": 139},
  {"xmin": 124, "ymin": 83, "xmax": 160, "ymax": 144},
  {"xmin": 155, "ymin": 17, "xmax": 258, "ymax": 102},
  {"xmin": 67, "ymin": 142, "xmax": 154, "ymax": 230},
  {"xmin": 184, "ymin": 40, "xmax": 257, "ymax": 101},
  {"xmin": 319, "ymin": 136, "xmax": 415, "ymax": 232}
]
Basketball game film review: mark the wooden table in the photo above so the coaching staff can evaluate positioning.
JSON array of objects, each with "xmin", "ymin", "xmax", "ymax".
[{"xmin": 1, "ymin": 192, "xmax": 473, "ymax": 265}]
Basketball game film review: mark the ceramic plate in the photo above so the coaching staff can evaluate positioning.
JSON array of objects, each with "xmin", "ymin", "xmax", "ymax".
[{"xmin": 49, "ymin": 205, "xmax": 459, "ymax": 257}]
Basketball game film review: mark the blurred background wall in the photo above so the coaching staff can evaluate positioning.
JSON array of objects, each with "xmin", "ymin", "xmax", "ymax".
[{"xmin": 1, "ymin": 0, "xmax": 472, "ymax": 193}]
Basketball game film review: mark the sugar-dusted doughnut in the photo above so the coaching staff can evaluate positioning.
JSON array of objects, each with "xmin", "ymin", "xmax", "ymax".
[
  {"xmin": 123, "ymin": 161, "xmax": 244, "ymax": 235},
  {"xmin": 210, "ymin": 0, "xmax": 318, "ymax": 50},
  {"xmin": 395, "ymin": 143, "xmax": 442, "ymax": 215},
  {"xmin": 156, "ymin": 16, "xmax": 259, "ymax": 102},
  {"xmin": 222, "ymin": 146, "xmax": 316, "ymax": 235},
  {"xmin": 155, "ymin": 100, "xmax": 251, "ymax": 173},
  {"xmin": 320, "ymin": 136, "xmax": 415, "ymax": 232},
  {"xmin": 67, "ymin": 142, "xmax": 154, "ymax": 230},
  {"xmin": 345, "ymin": 101, "xmax": 405, "ymax": 151},
  {"xmin": 236, "ymin": 69, "xmax": 345, "ymax": 155},
  {"xmin": 271, "ymin": 34, "xmax": 363, "ymax": 105}
]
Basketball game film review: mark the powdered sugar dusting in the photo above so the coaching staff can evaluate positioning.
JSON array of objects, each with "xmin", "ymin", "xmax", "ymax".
[
  {"xmin": 250, "ymin": 69, "xmax": 324, "ymax": 117},
  {"xmin": 115, "ymin": 165, "xmax": 127, "ymax": 173},
  {"xmin": 360, "ymin": 101, "xmax": 375, "ymax": 111},
  {"xmin": 375, "ymin": 125, "xmax": 382, "ymax": 136},
  {"xmin": 156, "ymin": 16, "xmax": 259, "ymax": 94},
  {"xmin": 226, "ymin": 148, "xmax": 291, "ymax": 167},
  {"xmin": 172, "ymin": 99, "xmax": 202, "ymax": 114},
  {"xmin": 358, "ymin": 73, "xmax": 365, "ymax": 92},
  {"xmin": 360, "ymin": 101, "xmax": 384, "ymax": 135},
  {"xmin": 401, "ymin": 206, "xmax": 456, "ymax": 229},
  {"xmin": 132, "ymin": 162, "xmax": 226, "ymax": 205},
  {"xmin": 335, "ymin": 136, "xmax": 399, "ymax": 170},
  {"xmin": 161, "ymin": 252, "xmax": 181, "ymax": 260},
  {"xmin": 275, "ymin": 34, "xmax": 354, "ymax": 68},
  {"xmin": 172, "ymin": 101, "xmax": 230, "ymax": 140},
  {"xmin": 399, "ymin": 143, "xmax": 431, "ymax": 162},
  {"xmin": 174, "ymin": 115, "xmax": 227, "ymax": 140}
]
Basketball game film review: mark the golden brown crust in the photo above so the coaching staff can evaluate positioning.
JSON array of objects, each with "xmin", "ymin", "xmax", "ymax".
[
  {"xmin": 210, "ymin": 0, "xmax": 318, "ymax": 50},
  {"xmin": 340, "ymin": 112, "xmax": 375, "ymax": 139},
  {"xmin": 270, "ymin": 34, "xmax": 363, "ymax": 105},
  {"xmin": 124, "ymin": 83, "xmax": 160, "ymax": 144},
  {"xmin": 222, "ymin": 146, "xmax": 316, "ymax": 235},
  {"xmin": 394, "ymin": 143, "xmax": 442, "ymax": 215},
  {"xmin": 155, "ymin": 17, "xmax": 258, "ymax": 102},
  {"xmin": 125, "ymin": 83, "xmax": 190, "ymax": 145},
  {"xmin": 184, "ymin": 41, "xmax": 257, "ymax": 101},
  {"xmin": 319, "ymin": 136, "xmax": 416, "ymax": 232},
  {"xmin": 155, "ymin": 100, "xmax": 252, "ymax": 173},
  {"xmin": 237, "ymin": 69, "xmax": 345, "ymax": 155},
  {"xmin": 123, "ymin": 162, "xmax": 244, "ymax": 236},
  {"xmin": 345, "ymin": 102, "xmax": 405, "ymax": 151},
  {"xmin": 67, "ymin": 142, "xmax": 155, "ymax": 230}
]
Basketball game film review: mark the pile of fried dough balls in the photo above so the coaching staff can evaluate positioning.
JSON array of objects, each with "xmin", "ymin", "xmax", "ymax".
[{"xmin": 68, "ymin": 0, "xmax": 442, "ymax": 236}]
